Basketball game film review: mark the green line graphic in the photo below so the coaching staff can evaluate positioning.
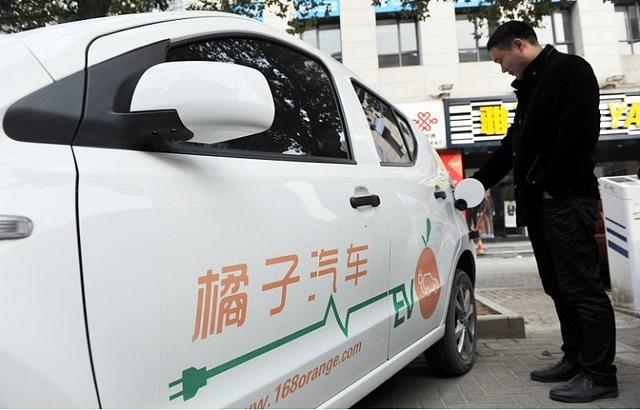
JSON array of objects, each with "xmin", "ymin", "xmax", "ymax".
[
  {"xmin": 169, "ymin": 283, "xmax": 410, "ymax": 402},
  {"xmin": 422, "ymin": 218, "xmax": 432, "ymax": 247}
]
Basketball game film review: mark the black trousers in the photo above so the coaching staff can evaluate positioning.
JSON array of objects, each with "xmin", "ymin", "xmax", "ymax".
[{"xmin": 526, "ymin": 195, "xmax": 617, "ymax": 386}]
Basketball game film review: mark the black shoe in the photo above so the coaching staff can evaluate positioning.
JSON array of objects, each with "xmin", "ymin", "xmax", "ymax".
[
  {"xmin": 550, "ymin": 374, "xmax": 618, "ymax": 403},
  {"xmin": 530, "ymin": 359, "xmax": 580, "ymax": 382}
]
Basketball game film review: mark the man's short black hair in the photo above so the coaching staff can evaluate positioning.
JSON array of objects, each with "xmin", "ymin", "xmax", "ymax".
[{"xmin": 486, "ymin": 20, "xmax": 538, "ymax": 51}]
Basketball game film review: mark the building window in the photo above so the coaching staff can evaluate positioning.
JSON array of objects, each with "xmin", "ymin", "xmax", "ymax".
[
  {"xmin": 456, "ymin": 14, "xmax": 491, "ymax": 63},
  {"xmin": 616, "ymin": 2, "xmax": 640, "ymax": 55},
  {"xmin": 535, "ymin": 9, "xmax": 574, "ymax": 54},
  {"xmin": 376, "ymin": 18, "xmax": 420, "ymax": 68},
  {"xmin": 456, "ymin": 8, "xmax": 574, "ymax": 63},
  {"xmin": 301, "ymin": 22, "xmax": 343, "ymax": 62}
]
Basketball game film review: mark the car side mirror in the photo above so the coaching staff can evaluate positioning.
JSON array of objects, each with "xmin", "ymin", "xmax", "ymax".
[
  {"xmin": 130, "ymin": 61, "xmax": 275, "ymax": 144},
  {"xmin": 454, "ymin": 178, "xmax": 485, "ymax": 211}
]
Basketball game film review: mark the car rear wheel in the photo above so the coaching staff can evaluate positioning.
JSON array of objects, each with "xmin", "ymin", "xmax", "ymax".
[{"xmin": 425, "ymin": 268, "xmax": 476, "ymax": 375}]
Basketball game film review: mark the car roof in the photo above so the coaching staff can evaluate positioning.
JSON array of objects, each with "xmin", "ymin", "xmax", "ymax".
[
  {"xmin": 3, "ymin": 10, "xmax": 369, "ymax": 96},
  {"xmin": 7, "ymin": 11, "xmax": 243, "ymax": 80}
]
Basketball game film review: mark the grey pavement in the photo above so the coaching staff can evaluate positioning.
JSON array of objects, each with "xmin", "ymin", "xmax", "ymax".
[{"xmin": 353, "ymin": 240, "xmax": 640, "ymax": 409}]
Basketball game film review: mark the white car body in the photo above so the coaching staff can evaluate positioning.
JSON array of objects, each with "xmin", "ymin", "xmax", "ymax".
[{"xmin": 0, "ymin": 12, "xmax": 480, "ymax": 408}]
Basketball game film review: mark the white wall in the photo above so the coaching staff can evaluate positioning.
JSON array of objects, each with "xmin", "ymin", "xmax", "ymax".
[
  {"xmin": 339, "ymin": 0, "xmax": 379, "ymax": 85},
  {"xmin": 572, "ymin": 0, "xmax": 624, "ymax": 87}
]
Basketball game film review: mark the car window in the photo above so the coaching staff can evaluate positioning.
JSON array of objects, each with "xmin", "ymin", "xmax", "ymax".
[
  {"xmin": 352, "ymin": 82, "xmax": 413, "ymax": 165},
  {"xmin": 167, "ymin": 37, "xmax": 349, "ymax": 160},
  {"xmin": 395, "ymin": 112, "xmax": 417, "ymax": 160}
]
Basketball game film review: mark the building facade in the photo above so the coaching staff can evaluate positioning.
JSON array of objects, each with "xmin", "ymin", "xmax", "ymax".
[{"xmin": 186, "ymin": 0, "xmax": 640, "ymax": 238}]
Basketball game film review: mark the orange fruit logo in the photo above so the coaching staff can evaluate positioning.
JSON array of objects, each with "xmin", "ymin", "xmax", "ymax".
[{"xmin": 414, "ymin": 219, "xmax": 441, "ymax": 319}]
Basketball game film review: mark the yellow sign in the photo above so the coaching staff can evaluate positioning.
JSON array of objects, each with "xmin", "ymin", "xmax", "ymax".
[
  {"xmin": 609, "ymin": 102, "xmax": 640, "ymax": 129},
  {"xmin": 447, "ymin": 91, "xmax": 640, "ymax": 146},
  {"xmin": 479, "ymin": 106, "xmax": 509, "ymax": 135}
]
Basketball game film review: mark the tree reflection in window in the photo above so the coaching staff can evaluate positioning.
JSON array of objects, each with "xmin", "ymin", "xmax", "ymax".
[{"xmin": 168, "ymin": 38, "xmax": 348, "ymax": 159}]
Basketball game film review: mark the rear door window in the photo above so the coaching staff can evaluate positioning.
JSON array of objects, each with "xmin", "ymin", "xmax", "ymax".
[{"xmin": 352, "ymin": 82, "xmax": 415, "ymax": 165}]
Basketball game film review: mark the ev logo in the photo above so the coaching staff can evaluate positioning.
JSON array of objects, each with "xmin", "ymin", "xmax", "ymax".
[{"xmin": 414, "ymin": 219, "xmax": 442, "ymax": 319}]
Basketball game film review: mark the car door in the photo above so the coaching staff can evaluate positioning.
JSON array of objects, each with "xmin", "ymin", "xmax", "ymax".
[
  {"xmin": 0, "ymin": 39, "xmax": 99, "ymax": 407},
  {"xmin": 351, "ymin": 82, "xmax": 459, "ymax": 357},
  {"xmin": 73, "ymin": 17, "xmax": 390, "ymax": 408}
]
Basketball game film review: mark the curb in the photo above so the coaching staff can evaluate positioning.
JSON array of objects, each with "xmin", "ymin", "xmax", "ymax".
[
  {"xmin": 474, "ymin": 238, "xmax": 534, "ymax": 258},
  {"xmin": 476, "ymin": 245, "xmax": 534, "ymax": 258},
  {"xmin": 476, "ymin": 294, "xmax": 526, "ymax": 339},
  {"xmin": 477, "ymin": 250, "xmax": 534, "ymax": 258}
]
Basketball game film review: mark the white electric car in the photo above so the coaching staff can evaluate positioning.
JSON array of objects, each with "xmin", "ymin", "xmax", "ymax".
[{"xmin": 0, "ymin": 11, "xmax": 483, "ymax": 408}]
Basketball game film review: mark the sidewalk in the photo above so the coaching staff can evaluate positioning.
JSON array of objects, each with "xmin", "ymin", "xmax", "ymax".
[
  {"xmin": 354, "ymin": 242, "xmax": 640, "ymax": 409},
  {"xmin": 476, "ymin": 240, "xmax": 640, "ymax": 408},
  {"xmin": 359, "ymin": 325, "xmax": 640, "ymax": 409}
]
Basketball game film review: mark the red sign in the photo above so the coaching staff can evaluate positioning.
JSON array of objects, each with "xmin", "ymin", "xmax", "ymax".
[{"xmin": 438, "ymin": 149, "xmax": 464, "ymax": 186}]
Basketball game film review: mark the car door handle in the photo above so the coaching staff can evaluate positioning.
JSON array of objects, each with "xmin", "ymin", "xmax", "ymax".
[
  {"xmin": 350, "ymin": 194, "xmax": 381, "ymax": 209},
  {"xmin": 434, "ymin": 190, "xmax": 447, "ymax": 200}
]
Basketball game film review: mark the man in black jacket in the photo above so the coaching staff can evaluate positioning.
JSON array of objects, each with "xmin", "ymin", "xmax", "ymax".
[{"xmin": 472, "ymin": 21, "xmax": 618, "ymax": 403}]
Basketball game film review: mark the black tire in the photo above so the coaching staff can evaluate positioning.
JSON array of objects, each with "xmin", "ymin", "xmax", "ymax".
[{"xmin": 425, "ymin": 268, "xmax": 477, "ymax": 375}]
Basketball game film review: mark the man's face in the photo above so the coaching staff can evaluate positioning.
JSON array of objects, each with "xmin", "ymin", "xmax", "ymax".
[{"xmin": 489, "ymin": 39, "xmax": 530, "ymax": 80}]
